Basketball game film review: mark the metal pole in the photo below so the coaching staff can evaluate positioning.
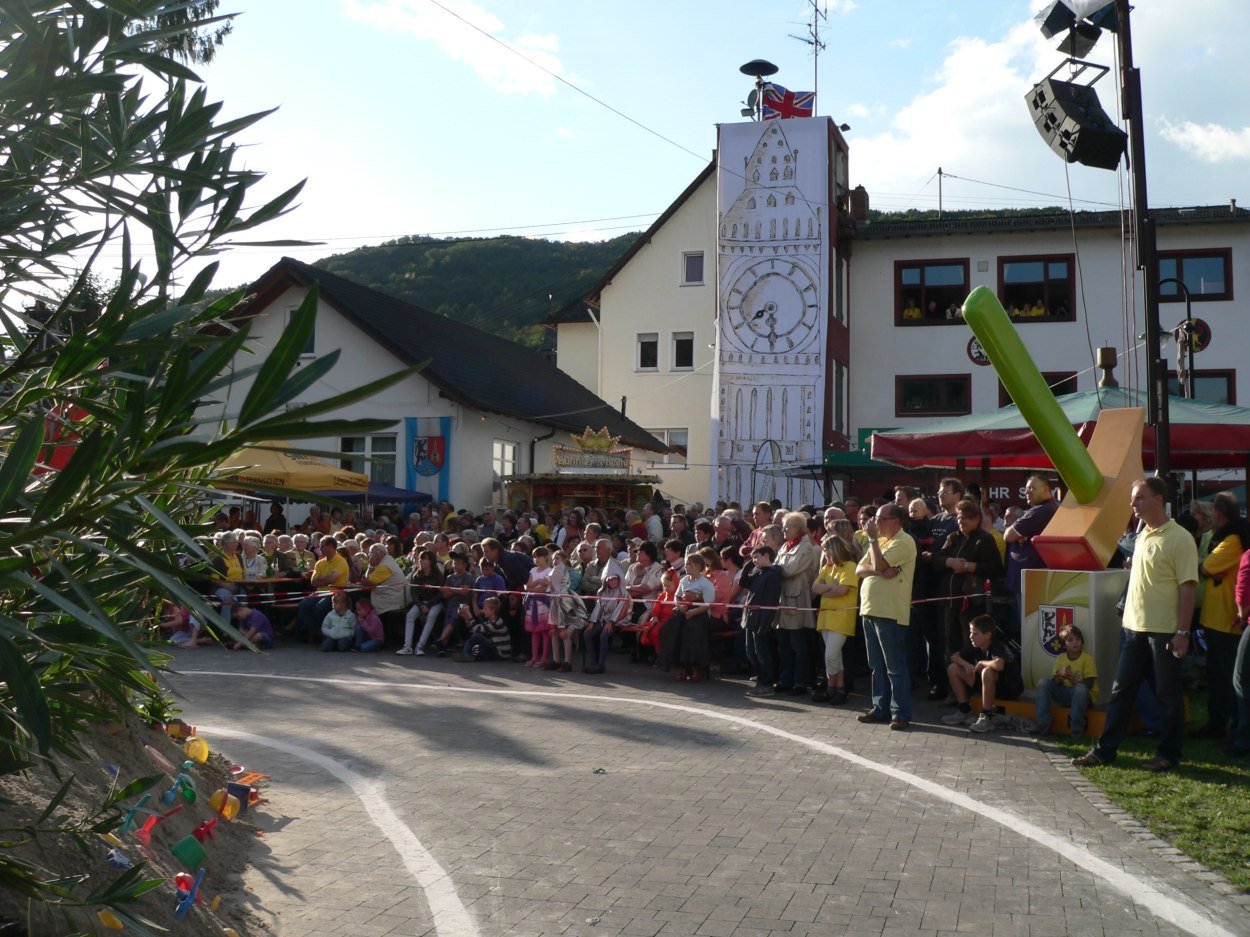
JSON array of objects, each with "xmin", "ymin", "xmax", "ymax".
[{"xmin": 1116, "ymin": 0, "xmax": 1170, "ymax": 486}]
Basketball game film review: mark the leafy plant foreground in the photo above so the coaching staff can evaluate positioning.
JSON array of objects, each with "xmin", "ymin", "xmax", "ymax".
[{"xmin": 0, "ymin": 2, "xmax": 411, "ymax": 929}]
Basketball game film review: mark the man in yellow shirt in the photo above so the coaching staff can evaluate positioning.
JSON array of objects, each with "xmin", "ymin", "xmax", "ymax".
[
  {"xmin": 1194, "ymin": 491, "xmax": 1247, "ymax": 739},
  {"xmin": 901, "ymin": 298, "xmax": 922, "ymax": 321},
  {"xmin": 296, "ymin": 537, "xmax": 350, "ymax": 642},
  {"xmin": 1074, "ymin": 477, "xmax": 1197, "ymax": 772},
  {"xmin": 855, "ymin": 503, "xmax": 917, "ymax": 730}
]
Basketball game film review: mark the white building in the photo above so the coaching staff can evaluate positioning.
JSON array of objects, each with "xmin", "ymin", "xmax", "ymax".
[
  {"xmin": 227, "ymin": 258, "xmax": 667, "ymax": 510},
  {"xmin": 550, "ymin": 115, "xmax": 1250, "ymax": 506}
]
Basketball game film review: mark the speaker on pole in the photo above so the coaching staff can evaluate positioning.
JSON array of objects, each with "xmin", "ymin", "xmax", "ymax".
[{"xmin": 1025, "ymin": 72, "xmax": 1127, "ymax": 171}]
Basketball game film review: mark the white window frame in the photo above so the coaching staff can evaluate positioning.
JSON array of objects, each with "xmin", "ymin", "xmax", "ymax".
[
  {"xmin": 681, "ymin": 251, "xmax": 705, "ymax": 286},
  {"xmin": 670, "ymin": 331, "xmax": 694, "ymax": 372},
  {"xmin": 646, "ymin": 428, "xmax": 689, "ymax": 470},
  {"xmin": 636, "ymin": 332, "xmax": 659, "ymax": 372},
  {"xmin": 287, "ymin": 305, "xmax": 315, "ymax": 357},
  {"xmin": 340, "ymin": 434, "xmax": 397, "ymax": 485},
  {"xmin": 492, "ymin": 439, "xmax": 519, "ymax": 496}
]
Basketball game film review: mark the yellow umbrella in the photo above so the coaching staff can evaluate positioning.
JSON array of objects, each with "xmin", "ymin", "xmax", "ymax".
[{"xmin": 213, "ymin": 441, "xmax": 369, "ymax": 493}]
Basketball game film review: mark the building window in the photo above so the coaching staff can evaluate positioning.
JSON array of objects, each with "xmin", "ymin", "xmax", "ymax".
[
  {"xmin": 896, "ymin": 259, "xmax": 970, "ymax": 325},
  {"xmin": 287, "ymin": 306, "xmax": 315, "ymax": 355},
  {"xmin": 896, "ymin": 374, "xmax": 971, "ymax": 417},
  {"xmin": 636, "ymin": 332, "xmax": 659, "ymax": 371},
  {"xmin": 646, "ymin": 428, "xmax": 688, "ymax": 469},
  {"xmin": 682, "ymin": 251, "xmax": 705, "ymax": 285},
  {"xmin": 671, "ymin": 331, "xmax": 694, "ymax": 371},
  {"xmin": 491, "ymin": 439, "xmax": 518, "ymax": 495},
  {"xmin": 1159, "ymin": 249, "xmax": 1232, "ymax": 302},
  {"xmin": 1167, "ymin": 369, "xmax": 1235, "ymax": 405},
  {"xmin": 998, "ymin": 371, "xmax": 1078, "ymax": 407},
  {"xmin": 998, "ymin": 254, "xmax": 1075, "ymax": 321},
  {"xmin": 340, "ymin": 434, "xmax": 396, "ymax": 486}
]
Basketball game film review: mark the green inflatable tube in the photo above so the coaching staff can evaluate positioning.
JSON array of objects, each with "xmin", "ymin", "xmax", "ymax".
[{"xmin": 962, "ymin": 286, "xmax": 1103, "ymax": 504}]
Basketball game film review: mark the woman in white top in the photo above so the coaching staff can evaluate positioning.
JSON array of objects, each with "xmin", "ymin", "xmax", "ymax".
[{"xmin": 658, "ymin": 554, "xmax": 716, "ymax": 682}]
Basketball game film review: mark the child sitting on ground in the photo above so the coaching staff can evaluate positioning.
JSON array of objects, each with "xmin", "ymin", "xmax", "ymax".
[
  {"xmin": 354, "ymin": 598, "xmax": 385, "ymax": 652},
  {"xmin": 159, "ymin": 604, "xmax": 212, "ymax": 648},
  {"xmin": 229, "ymin": 602, "xmax": 274, "ymax": 651},
  {"xmin": 942, "ymin": 614, "xmax": 1023, "ymax": 732},
  {"xmin": 1028, "ymin": 624, "xmax": 1098, "ymax": 737},
  {"xmin": 320, "ymin": 590, "xmax": 356, "ymax": 652},
  {"xmin": 457, "ymin": 597, "xmax": 513, "ymax": 661}
]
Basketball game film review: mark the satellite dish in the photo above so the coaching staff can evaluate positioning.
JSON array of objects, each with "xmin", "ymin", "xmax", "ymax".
[
  {"xmin": 746, "ymin": 89, "xmax": 759, "ymax": 106},
  {"xmin": 739, "ymin": 59, "xmax": 779, "ymax": 78}
]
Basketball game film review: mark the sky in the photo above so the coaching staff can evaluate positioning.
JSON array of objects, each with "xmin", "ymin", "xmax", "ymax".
[{"xmin": 177, "ymin": 0, "xmax": 1250, "ymax": 288}]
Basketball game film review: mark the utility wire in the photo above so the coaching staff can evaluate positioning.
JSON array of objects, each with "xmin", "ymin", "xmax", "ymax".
[
  {"xmin": 938, "ymin": 171, "xmax": 1121, "ymax": 208},
  {"xmin": 423, "ymin": 0, "xmax": 707, "ymax": 163}
]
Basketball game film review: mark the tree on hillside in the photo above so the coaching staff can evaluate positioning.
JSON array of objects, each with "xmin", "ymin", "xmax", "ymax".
[
  {"xmin": 0, "ymin": 2, "xmax": 412, "ymax": 923},
  {"xmin": 130, "ymin": 0, "xmax": 233, "ymax": 64}
]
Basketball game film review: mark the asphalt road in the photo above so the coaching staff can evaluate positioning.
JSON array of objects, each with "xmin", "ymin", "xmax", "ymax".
[{"xmin": 168, "ymin": 646, "xmax": 1250, "ymax": 937}]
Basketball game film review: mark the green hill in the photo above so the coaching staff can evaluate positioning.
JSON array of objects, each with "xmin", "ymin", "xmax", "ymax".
[{"xmin": 313, "ymin": 233, "xmax": 640, "ymax": 348}]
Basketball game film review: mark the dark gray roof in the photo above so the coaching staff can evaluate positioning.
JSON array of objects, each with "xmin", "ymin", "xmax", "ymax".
[
  {"xmin": 855, "ymin": 204, "xmax": 1250, "ymax": 240},
  {"xmin": 243, "ymin": 258, "xmax": 669, "ymax": 453}
]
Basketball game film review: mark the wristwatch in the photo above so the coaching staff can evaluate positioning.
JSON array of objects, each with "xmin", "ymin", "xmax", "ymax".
[{"xmin": 1174, "ymin": 629, "xmax": 1190, "ymax": 637}]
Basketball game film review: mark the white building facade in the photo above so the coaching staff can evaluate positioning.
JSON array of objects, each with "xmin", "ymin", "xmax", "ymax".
[
  {"xmin": 226, "ymin": 259, "xmax": 666, "ymax": 511},
  {"xmin": 551, "ymin": 117, "xmax": 1250, "ymax": 506}
]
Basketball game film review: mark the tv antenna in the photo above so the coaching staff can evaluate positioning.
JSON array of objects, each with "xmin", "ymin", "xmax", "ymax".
[{"xmin": 789, "ymin": 0, "xmax": 827, "ymax": 115}]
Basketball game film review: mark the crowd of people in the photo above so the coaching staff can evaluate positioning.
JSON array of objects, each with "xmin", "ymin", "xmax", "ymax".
[{"xmin": 172, "ymin": 476, "xmax": 1250, "ymax": 766}]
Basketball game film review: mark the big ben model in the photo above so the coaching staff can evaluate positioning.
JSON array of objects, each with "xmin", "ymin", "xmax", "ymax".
[{"xmin": 713, "ymin": 118, "xmax": 832, "ymax": 506}]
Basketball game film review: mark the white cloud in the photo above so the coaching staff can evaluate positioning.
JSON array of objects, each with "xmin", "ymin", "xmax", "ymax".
[
  {"xmin": 887, "ymin": 38, "xmax": 912, "ymax": 48},
  {"xmin": 827, "ymin": 0, "xmax": 857, "ymax": 12},
  {"xmin": 343, "ymin": 0, "xmax": 565, "ymax": 97},
  {"xmin": 850, "ymin": 21, "xmax": 1063, "ymax": 208},
  {"xmin": 1159, "ymin": 119, "xmax": 1250, "ymax": 163},
  {"xmin": 555, "ymin": 127, "xmax": 575, "ymax": 139},
  {"xmin": 847, "ymin": 103, "xmax": 871, "ymax": 118}
]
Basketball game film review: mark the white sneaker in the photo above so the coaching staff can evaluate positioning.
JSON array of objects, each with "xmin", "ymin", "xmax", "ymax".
[
  {"xmin": 413, "ymin": 646, "xmax": 426, "ymax": 657},
  {"xmin": 395, "ymin": 646, "xmax": 414, "ymax": 656},
  {"xmin": 969, "ymin": 712, "xmax": 1000, "ymax": 733},
  {"xmin": 941, "ymin": 709, "xmax": 974, "ymax": 726}
]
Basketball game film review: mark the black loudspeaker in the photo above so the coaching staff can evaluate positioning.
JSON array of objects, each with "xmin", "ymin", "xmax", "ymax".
[{"xmin": 1026, "ymin": 77, "xmax": 1127, "ymax": 171}]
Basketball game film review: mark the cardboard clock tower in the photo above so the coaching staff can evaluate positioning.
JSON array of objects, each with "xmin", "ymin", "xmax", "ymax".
[{"xmin": 712, "ymin": 117, "xmax": 848, "ymax": 507}]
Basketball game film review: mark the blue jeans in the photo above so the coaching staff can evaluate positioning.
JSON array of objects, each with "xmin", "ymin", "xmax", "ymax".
[
  {"xmin": 463, "ymin": 634, "xmax": 501, "ymax": 661},
  {"xmin": 298, "ymin": 595, "xmax": 331, "ymax": 640},
  {"xmin": 863, "ymin": 615, "xmax": 912, "ymax": 722},
  {"xmin": 320, "ymin": 636, "xmax": 352, "ymax": 651},
  {"xmin": 1232, "ymin": 626, "xmax": 1250, "ymax": 753},
  {"xmin": 744, "ymin": 622, "xmax": 776, "ymax": 685},
  {"xmin": 585, "ymin": 621, "xmax": 614, "ymax": 669},
  {"xmin": 354, "ymin": 625, "xmax": 381, "ymax": 652},
  {"xmin": 1094, "ymin": 629, "xmax": 1184, "ymax": 764},
  {"xmin": 1035, "ymin": 678, "xmax": 1092, "ymax": 735},
  {"xmin": 776, "ymin": 628, "xmax": 813, "ymax": 688}
]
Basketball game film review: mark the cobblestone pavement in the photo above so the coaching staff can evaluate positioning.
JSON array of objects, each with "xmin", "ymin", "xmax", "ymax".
[{"xmin": 169, "ymin": 647, "xmax": 1250, "ymax": 937}]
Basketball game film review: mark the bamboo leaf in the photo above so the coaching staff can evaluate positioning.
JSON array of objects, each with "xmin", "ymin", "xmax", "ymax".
[
  {"xmin": 0, "ymin": 417, "xmax": 45, "ymax": 511},
  {"xmin": 235, "ymin": 285, "xmax": 318, "ymax": 426},
  {"xmin": 0, "ymin": 633, "xmax": 52, "ymax": 755}
]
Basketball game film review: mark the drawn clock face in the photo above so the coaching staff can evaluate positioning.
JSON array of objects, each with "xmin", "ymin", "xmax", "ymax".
[{"xmin": 725, "ymin": 259, "xmax": 819, "ymax": 354}]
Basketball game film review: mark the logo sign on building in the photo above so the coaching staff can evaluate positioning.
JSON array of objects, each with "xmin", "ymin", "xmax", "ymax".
[
  {"xmin": 552, "ymin": 447, "xmax": 631, "ymax": 473},
  {"xmin": 712, "ymin": 117, "xmax": 834, "ymax": 508},
  {"xmin": 413, "ymin": 436, "xmax": 446, "ymax": 477},
  {"xmin": 1038, "ymin": 604, "xmax": 1074, "ymax": 656}
]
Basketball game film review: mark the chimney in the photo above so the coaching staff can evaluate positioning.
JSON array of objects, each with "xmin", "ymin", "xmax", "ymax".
[
  {"xmin": 1232, "ymin": 198, "xmax": 1238, "ymax": 214},
  {"xmin": 850, "ymin": 185, "xmax": 870, "ymax": 222}
]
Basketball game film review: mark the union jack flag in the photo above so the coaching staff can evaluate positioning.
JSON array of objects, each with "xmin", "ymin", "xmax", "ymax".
[{"xmin": 762, "ymin": 84, "xmax": 815, "ymax": 120}]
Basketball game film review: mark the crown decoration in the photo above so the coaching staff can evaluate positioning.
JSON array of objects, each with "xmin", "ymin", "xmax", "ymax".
[{"xmin": 571, "ymin": 427, "xmax": 621, "ymax": 453}]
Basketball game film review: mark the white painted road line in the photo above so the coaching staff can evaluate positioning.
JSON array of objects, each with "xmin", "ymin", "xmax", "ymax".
[
  {"xmin": 183, "ymin": 670, "xmax": 1241, "ymax": 937},
  {"xmin": 199, "ymin": 723, "xmax": 480, "ymax": 937}
]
